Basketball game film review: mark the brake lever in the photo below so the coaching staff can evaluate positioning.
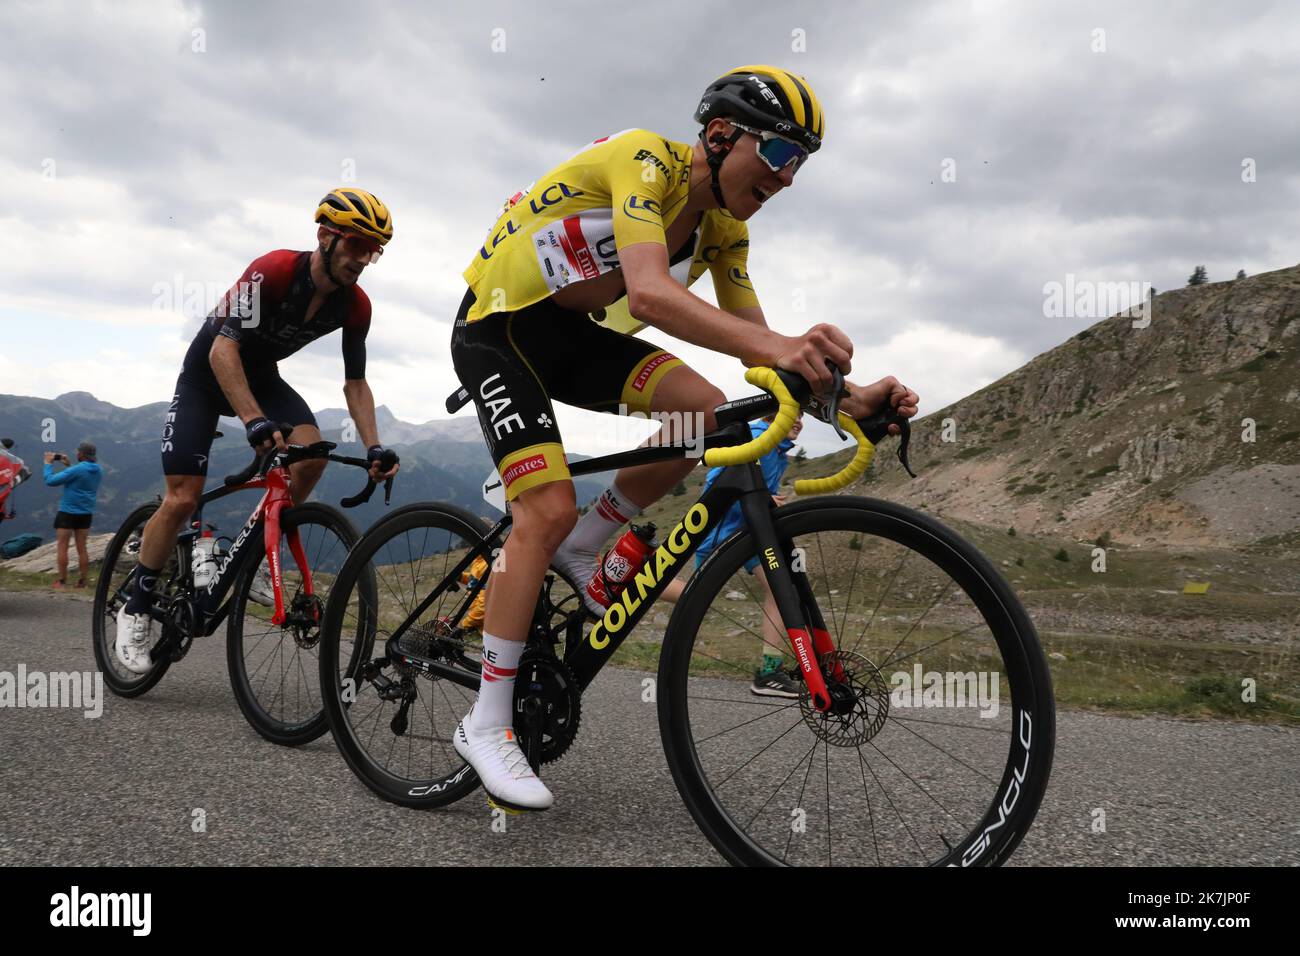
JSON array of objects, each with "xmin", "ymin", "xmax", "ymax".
[
  {"xmin": 825, "ymin": 362, "xmax": 848, "ymax": 442},
  {"xmin": 858, "ymin": 409, "xmax": 917, "ymax": 478}
]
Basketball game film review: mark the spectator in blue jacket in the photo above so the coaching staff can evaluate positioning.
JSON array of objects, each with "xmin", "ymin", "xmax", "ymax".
[
  {"xmin": 43, "ymin": 441, "xmax": 103, "ymax": 589},
  {"xmin": 662, "ymin": 413, "xmax": 804, "ymax": 698}
]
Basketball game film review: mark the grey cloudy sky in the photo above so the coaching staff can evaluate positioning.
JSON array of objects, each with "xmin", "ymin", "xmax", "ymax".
[{"xmin": 2, "ymin": 0, "xmax": 1296, "ymax": 456}]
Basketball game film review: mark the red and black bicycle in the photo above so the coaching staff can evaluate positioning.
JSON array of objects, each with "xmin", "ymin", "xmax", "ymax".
[{"xmin": 92, "ymin": 429, "xmax": 391, "ymax": 745}]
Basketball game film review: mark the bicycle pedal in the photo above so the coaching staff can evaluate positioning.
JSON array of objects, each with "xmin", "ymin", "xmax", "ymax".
[{"xmin": 485, "ymin": 796, "xmax": 527, "ymax": 816}]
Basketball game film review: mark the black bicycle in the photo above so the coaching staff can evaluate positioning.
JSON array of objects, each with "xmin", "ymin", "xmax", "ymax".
[
  {"xmin": 317, "ymin": 368, "xmax": 1055, "ymax": 866},
  {"xmin": 93, "ymin": 431, "xmax": 392, "ymax": 746}
]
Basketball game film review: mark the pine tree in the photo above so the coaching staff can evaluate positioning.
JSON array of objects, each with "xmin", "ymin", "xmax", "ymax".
[
  {"xmin": 1187, "ymin": 265, "xmax": 1208, "ymax": 286},
  {"xmin": 1236, "ymin": 269, "xmax": 1247, "ymax": 279}
]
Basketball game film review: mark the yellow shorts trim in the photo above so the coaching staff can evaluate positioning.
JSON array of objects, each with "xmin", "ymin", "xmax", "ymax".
[
  {"xmin": 498, "ymin": 442, "xmax": 570, "ymax": 501},
  {"xmin": 620, "ymin": 350, "xmax": 683, "ymax": 416}
]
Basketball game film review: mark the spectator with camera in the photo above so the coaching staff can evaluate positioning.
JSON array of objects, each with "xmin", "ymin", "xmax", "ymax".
[{"xmin": 43, "ymin": 441, "xmax": 103, "ymax": 589}]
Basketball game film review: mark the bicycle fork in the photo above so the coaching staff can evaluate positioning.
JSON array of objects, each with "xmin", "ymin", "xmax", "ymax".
[
  {"xmin": 262, "ymin": 492, "xmax": 314, "ymax": 627},
  {"xmin": 739, "ymin": 491, "xmax": 843, "ymax": 713}
]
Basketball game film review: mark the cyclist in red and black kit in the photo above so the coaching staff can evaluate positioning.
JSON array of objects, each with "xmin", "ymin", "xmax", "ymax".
[{"xmin": 115, "ymin": 188, "xmax": 401, "ymax": 673}]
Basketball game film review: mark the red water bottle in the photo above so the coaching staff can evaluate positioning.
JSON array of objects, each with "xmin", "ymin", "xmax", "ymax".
[{"xmin": 586, "ymin": 523, "xmax": 657, "ymax": 610}]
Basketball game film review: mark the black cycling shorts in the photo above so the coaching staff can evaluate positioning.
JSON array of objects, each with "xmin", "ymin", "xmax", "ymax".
[
  {"xmin": 160, "ymin": 376, "xmax": 316, "ymax": 476},
  {"xmin": 450, "ymin": 288, "xmax": 682, "ymax": 500},
  {"xmin": 54, "ymin": 511, "xmax": 93, "ymax": 530}
]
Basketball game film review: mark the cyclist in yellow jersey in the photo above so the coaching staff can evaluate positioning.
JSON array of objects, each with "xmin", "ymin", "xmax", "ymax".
[{"xmin": 450, "ymin": 65, "xmax": 920, "ymax": 812}]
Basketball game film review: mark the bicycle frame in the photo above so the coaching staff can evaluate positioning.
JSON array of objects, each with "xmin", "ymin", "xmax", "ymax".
[
  {"xmin": 388, "ymin": 402, "xmax": 846, "ymax": 712},
  {"xmin": 134, "ymin": 464, "xmax": 312, "ymax": 638}
]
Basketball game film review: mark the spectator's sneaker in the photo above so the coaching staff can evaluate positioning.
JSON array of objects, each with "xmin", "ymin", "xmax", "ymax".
[
  {"xmin": 453, "ymin": 708, "xmax": 554, "ymax": 812},
  {"xmin": 248, "ymin": 565, "xmax": 276, "ymax": 607},
  {"xmin": 115, "ymin": 606, "xmax": 157, "ymax": 674},
  {"xmin": 751, "ymin": 666, "xmax": 802, "ymax": 699}
]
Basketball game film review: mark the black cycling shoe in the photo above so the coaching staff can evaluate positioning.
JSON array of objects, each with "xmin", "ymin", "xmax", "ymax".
[{"xmin": 750, "ymin": 667, "xmax": 801, "ymax": 699}]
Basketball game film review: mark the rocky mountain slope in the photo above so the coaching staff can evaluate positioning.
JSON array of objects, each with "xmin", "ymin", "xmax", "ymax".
[{"xmin": 820, "ymin": 264, "xmax": 1300, "ymax": 547}]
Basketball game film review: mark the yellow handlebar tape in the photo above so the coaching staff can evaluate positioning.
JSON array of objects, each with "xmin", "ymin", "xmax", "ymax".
[
  {"xmin": 794, "ymin": 414, "xmax": 875, "ymax": 495},
  {"xmin": 702, "ymin": 367, "xmax": 800, "ymax": 467},
  {"xmin": 702, "ymin": 369, "xmax": 877, "ymax": 494}
]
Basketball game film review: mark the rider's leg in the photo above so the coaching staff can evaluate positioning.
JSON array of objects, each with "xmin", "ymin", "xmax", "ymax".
[
  {"xmin": 613, "ymin": 363, "xmax": 724, "ymax": 507},
  {"xmin": 555, "ymin": 365, "xmax": 723, "ymax": 585},
  {"xmin": 475, "ymin": 479, "xmax": 578, "ymax": 729},
  {"xmin": 125, "ymin": 474, "xmax": 204, "ymax": 613},
  {"xmin": 284, "ymin": 423, "xmax": 325, "ymax": 505}
]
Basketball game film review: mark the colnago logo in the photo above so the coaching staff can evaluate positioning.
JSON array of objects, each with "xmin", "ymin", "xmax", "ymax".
[
  {"xmin": 957, "ymin": 708, "xmax": 1033, "ymax": 866},
  {"xmin": 632, "ymin": 353, "xmax": 674, "ymax": 392},
  {"xmin": 589, "ymin": 504, "xmax": 708, "ymax": 650},
  {"xmin": 501, "ymin": 454, "xmax": 547, "ymax": 489},
  {"xmin": 207, "ymin": 511, "xmax": 259, "ymax": 595}
]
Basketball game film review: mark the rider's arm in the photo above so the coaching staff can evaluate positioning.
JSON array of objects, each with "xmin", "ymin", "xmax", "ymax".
[
  {"xmin": 342, "ymin": 379, "xmax": 381, "ymax": 449},
  {"xmin": 209, "ymin": 335, "xmax": 266, "ymax": 424},
  {"xmin": 621, "ymin": 243, "xmax": 783, "ymax": 365}
]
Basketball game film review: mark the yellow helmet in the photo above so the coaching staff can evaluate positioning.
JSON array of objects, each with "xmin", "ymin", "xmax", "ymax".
[{"xmin": 315, "ymin": 188, "xmax": 393, "ymax": 244}]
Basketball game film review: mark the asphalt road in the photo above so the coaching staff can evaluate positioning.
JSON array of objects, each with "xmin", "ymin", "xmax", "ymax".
[{"xmin": 1, "ymin": 589, "xmax": 1296, "ymax": 866}]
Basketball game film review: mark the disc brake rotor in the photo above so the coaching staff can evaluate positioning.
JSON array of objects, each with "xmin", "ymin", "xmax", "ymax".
[{"xmin": 798, "ymin": 650, "xmax": 890, "ymax": 747}]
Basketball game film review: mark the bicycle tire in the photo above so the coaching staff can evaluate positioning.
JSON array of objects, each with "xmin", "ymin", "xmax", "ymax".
[
  {"xmin": 226, "ymin": 502, "xmax": 362, "ymax": 746},
  {"xmin": 319, "ymin": 501, "xmax": 492, "ymax": 809},
  {"xmin": 92, "ymin": 502, "xmax": 177, "ymax": 697},
  {"xmin": 658, "ymin": 495, "xmax": 1055, "ymax": 867}
]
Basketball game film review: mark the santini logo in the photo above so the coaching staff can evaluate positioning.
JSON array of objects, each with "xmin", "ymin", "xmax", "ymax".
[{"xmin": 50, "ymin": 886, "xmax": 151, "ymax": 936}]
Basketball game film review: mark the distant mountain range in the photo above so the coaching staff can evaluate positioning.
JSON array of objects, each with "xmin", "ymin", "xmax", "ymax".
[{"xmin": 0, "ymin": 396, "xmax": 604, "ymax": 542}]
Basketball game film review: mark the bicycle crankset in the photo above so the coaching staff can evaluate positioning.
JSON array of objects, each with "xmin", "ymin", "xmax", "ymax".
[
  {"xmin": 514, "ymin": 650, "xmax": 581, "ymax": 767},
  {"xmin": 158, "ymin": 598, "xmax": 195, "ymax": 663}
]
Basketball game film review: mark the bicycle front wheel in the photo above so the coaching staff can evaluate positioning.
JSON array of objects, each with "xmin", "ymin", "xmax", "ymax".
[
  {"xmin": 658, "ymin": 496, "xmax": 1055, "ymax": 867},
  {"xmin": 226, "ymin": 502, "xmax": 361, "ymax": 746}
]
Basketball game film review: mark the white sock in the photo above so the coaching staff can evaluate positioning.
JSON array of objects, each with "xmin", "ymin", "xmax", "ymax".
[
  {"xmin": 471, "ymin": 633, "xmax": 525, "ymax": 730},
  {"xmin": 557, "ymin": 482, "xmax": 642, "ymax": 567}
]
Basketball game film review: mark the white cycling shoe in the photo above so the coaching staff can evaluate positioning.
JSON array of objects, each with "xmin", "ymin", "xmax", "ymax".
[
  {"xmin": 453, "ymin": 707, "xmax": 554, "ymax": 812},
  {"xmin": 247, "ymin": 564, "xmax": 276, "ymax": 607},
  {"xmin": 115, "ymin": 605, "xmax": 157, "ymax": 674}
]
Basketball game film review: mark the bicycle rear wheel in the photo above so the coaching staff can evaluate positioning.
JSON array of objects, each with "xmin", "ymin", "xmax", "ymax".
[
  {"xmin": 658, "ymin": 496, "xmax": 1055, "ymax": 866},
  {"xmin": 318, "ymin": 502, "xmax": 494, "ymax": 809},
  {"xmin": 226, "ymin": 502, "xmax": 362, "ymax": 746},
  {"xmin": 92, "ymin": 503, "xmax": 181, "ymax": 697}
]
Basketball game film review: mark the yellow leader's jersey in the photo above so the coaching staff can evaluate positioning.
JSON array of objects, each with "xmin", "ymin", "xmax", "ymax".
[{"xmin": 462, "ymin": 128, "xmax": 760, "ymax": 328}]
